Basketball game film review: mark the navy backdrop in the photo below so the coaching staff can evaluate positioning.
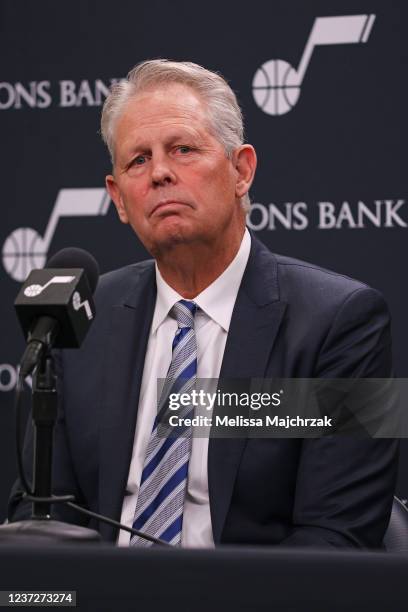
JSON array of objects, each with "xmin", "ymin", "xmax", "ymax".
[{"xmin": 1, "ymin": 0, "xmax": 407, "ymax": 520}]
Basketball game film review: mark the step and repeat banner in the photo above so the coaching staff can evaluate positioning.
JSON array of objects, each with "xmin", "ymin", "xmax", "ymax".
[{"xmin": 1, "ymin": 0, "xmax": 407, "ymax": 519}]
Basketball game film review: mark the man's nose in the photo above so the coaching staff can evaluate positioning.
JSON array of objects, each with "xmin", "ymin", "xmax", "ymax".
[{"xmin": 150, "ymin": 154, "xmax": 176, "ymax": 186}]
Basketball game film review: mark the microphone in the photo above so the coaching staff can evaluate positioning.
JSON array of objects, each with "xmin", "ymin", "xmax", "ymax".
[
  {"xmin": 14, "ymin": 247, "xmax": 99, "ymax": 378},
  {"xmin": 8, "ymin": 248, "xmax": 170, "ymax": 546}
]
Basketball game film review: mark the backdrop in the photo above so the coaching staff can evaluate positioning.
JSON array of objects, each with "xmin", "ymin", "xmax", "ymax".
[{"xmin": 1, "ymin": 0, "xmax": 407, "ymax": 520}]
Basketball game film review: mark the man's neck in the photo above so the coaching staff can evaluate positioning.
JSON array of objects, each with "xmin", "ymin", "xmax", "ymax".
[{"xmin": 155, "ymin": 229, "xmax": 246, "ymax": 299}]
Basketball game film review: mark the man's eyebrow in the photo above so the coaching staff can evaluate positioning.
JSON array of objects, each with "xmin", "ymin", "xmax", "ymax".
[
  {"xmin": 126, "ymin": 131, "xmax": 202, "ymax": 154},
  {"xmin": 126, "ymin": 143, "xmax": 150, "ymax": 155}
]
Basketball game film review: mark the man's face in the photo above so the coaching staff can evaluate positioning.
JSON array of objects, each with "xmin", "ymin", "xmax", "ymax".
[{"xmin": 106, "ymin": 84, "xmax": 249, "ymax": 256}]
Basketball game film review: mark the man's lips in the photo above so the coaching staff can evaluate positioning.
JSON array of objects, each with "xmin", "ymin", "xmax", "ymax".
[{"xmin": 150, "ymin": 200, "xmax": 191, "ymax": 217}]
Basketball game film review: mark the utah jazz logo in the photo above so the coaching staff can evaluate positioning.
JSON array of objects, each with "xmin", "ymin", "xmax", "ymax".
[
  {"xmin": 24, "ymin": 276, "xmax": 75, "ymax": 297},
  {"xmin": 253, "ymin": 14, "xmax": 375, "ymax": 115},
  {"xmin": 2, "ymin": 188, "xmax": 110, "ymax": 281}
]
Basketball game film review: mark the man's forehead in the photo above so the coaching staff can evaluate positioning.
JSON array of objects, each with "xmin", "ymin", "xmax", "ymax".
[{"xmin": 114, "ymin": 85, "xmax": 213, "ymax": 149}]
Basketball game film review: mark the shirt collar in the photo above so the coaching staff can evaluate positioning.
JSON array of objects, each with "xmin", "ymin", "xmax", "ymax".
[{"xmin": 152, "ymin": 228, "xmax": 251, "ymax": 334}]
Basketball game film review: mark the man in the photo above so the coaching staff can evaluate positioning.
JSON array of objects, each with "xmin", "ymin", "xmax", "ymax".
[{"xmin": 9, "ymin": 60, "xmax": 398, "ymax": 548}]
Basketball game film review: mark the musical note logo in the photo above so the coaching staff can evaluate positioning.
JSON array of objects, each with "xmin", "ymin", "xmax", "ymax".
[
  {"xmin": 24, "ymin": 276, "xmax": 76, "ymax": 298},
  {"xmin": 252, "ymin": 14, "xmax": 376, "ymax": 115},
  {"xmin": 2, "ymin": 188, "xmax": 110, "ymax": 281}
]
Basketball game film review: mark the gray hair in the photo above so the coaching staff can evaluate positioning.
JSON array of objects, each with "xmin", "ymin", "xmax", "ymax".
[{"xmin": 101, "ymin": 59, "xmax": 250, "ymax": 212}]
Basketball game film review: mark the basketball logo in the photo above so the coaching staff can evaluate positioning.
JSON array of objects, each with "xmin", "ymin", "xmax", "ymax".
[
  {"xmin": 252, "ymin": 14, "xmax": 376, "ymax": 116},
  {"xmin": 253, "ymin": 60, "xmax": 300, "ymax": 116},
  {"xmin": 2, "ymin": 188, "xmax": 110, "ymax": 282},
  {"xmin": 23, "ymin": 276, "xmax": 76, "ymax": 297},
  {"xmin": 2, "ymin": 228, "xmax": 47, "ymax": 282}
]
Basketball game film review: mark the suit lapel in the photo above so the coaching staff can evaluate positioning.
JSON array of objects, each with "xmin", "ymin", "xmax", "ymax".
[
  {"xmin": 208, "ymin": 237, "xmax": 287, "ymax": 543},
  {"xmin": 98, "ymin": 263, "xmax": 156, "ymax": 541}
]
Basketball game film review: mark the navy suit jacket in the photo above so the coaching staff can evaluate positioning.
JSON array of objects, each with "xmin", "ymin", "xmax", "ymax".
[{"xmin": 9, "ymin": 235, "xmax": 398, "ymax": 548}]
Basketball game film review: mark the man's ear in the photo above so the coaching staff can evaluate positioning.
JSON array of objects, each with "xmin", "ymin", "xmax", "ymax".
[
  {"xmin": 233, "ymin": 145, "xmax": 257, "ymax": 199},
  {"xmin": 106, "ymin": 174, "xmax": 129, "ymax": 224}
]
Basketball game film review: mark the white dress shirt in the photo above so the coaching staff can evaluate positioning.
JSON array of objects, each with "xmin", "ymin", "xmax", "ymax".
[{"xmin": 118, "ymin": 228, "xmax": 251, "ymax": 547}]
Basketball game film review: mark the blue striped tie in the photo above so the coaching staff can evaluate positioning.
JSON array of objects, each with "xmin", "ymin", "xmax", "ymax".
[{"xmin": 130, "ymin": 300, "xmax": 197, "ymax": 546}]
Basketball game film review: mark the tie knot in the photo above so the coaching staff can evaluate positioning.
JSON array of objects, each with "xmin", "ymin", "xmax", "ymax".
[{"xmin": 171, "ymin": 299, "xmax": 197, "ymax": 329}]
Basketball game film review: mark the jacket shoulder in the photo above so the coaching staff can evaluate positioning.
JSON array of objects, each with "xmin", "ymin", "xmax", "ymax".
[
  {"xmin": 273, "ymin": 252, "xmax": 379, "ymax": 301},
  {"xmin": 95, "ymin": 259, "xmax": 155, "ymax": 306}
]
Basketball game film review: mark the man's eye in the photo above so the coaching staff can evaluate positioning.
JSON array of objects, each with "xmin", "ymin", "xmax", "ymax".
[
  {"xmin": 132, "ymin": 155, "xmax": 146, "ymax": 165},
  {"xmin": 177, "ymin": 146, "xmax": 192, "ymax": 154}
]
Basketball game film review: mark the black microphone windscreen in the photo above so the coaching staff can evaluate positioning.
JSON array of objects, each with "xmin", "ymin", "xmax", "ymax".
[{"xmin": 46, "ymin": 247, "xmax": 99, "ymax": 294}]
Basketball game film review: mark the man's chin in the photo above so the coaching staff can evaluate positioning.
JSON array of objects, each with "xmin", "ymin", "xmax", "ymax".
[{"xmin": 147, "ymin": 222, "xmax": 197, "ymax": 257}]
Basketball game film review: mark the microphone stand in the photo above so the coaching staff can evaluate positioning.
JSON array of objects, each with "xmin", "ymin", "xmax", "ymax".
[
  {"xmin": 32, "ymin": 352, "xmax": 60, "ymax": 520},
  {"xmin": 0, "ymin": 350, "xmax": 101, "ymax": 543}
]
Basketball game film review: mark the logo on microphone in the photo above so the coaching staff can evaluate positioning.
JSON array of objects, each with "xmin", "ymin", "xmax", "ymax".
[
  {"xmin": 252, "ymin": 14, "xmax": 375, "ymax": 115},
  {"xmin": 24, "ymin": 276, "xmax": 76, "ymax": 297},
  {"xmin": 2, "ymin": 188, "xmax": 110, "ymax": 282},
  {"xmin": 72, "ymin": 291, "xmax": 94, "ymax": 320}
]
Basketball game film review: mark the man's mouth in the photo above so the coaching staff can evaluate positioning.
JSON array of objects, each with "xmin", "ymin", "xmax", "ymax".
[{"xmin": 150, "ymin": 200, "xmax": 191, "ymax": 217}]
